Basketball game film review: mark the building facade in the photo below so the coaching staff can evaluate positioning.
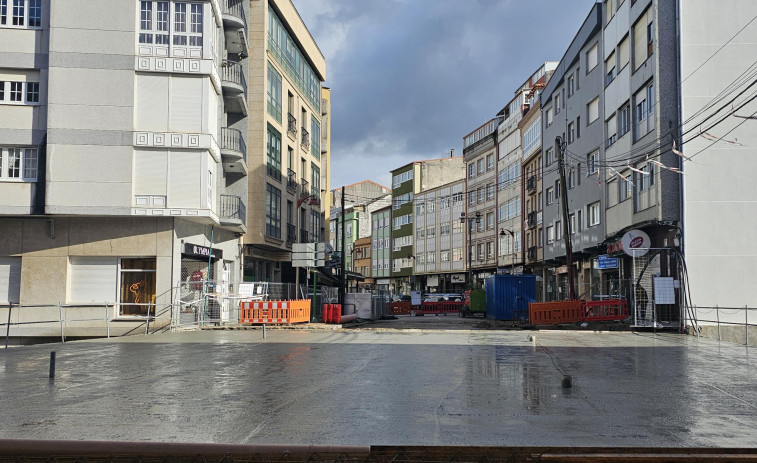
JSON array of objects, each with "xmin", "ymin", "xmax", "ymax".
[
  {"xmin": 390, "ymin": 157, "xmax": 464, "ymax": 295},
  {"xmin": 371, "ymin": 205, "xmax": 391, "ymax": 291},
  {"xmin": 520, "ymin": 98, "xmax": 545, "ymax": 299},
  {"xmin": 244, "ymin": 0, "xmax": 328, "ymax": 284},
  {"xmin": 463, "ymin": 120, "xmax": 499, "ymax": 286},
  {"xmin": 541, "ymin": 3, "xmax": 607, "ymax": 301},
  {"xmin": 0, "ymin": 0, "xmax": 249, "ymax": 337},
  {"xmin": 414, "ymin": 180, "xmax": 466, "ymax": 293}
]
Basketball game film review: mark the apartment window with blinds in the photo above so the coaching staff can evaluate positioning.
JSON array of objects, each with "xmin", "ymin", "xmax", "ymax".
[
  {"xmin": 138, "ymin": 1, "xmax": 204, "ymax": 55},
  {"xmin": 0, "ymin": 0, "xmax": 41, "ymax": 28},
  {"xmin": 0, "ymin": 147, "xmax": 37, "ymax": 181},
  {"xmin": 633, "ymin": 7, "xmax": 653, "ymax": 70},
  {"xmin": 586, "ymin": 43, "xmax": 598, "ymax": 73}
]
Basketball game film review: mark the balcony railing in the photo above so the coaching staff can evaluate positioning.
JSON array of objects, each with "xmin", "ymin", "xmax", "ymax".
[
  {"xmin": 287, "ymin": 223, "xmax": 296, "ymax": 243},
  {"xmin": 527, "ymin": 211, "xmax": 537, "ymax": 229},
  {"xmin": 301, "ymin": 127, "xmax": 310, "ymax": 151},
  {"xmin": 300, "ymin": 179, "xmax": 309, "ymax": 197},
  {"xmin": 300, "ymin": 229, "xmax": 309, "ymax": 243},
  {"xmin": 526, "ymin": 175, "xmax": 537, "ymax": 192},
  {"xmin": 287, "ymin": 113, "xmax": 297, "ymax": 138},
  {"xmin": 286, "ymin": 169, "xmax": 298, "ymax": 193},
  {"xmin": 221, "ymin": 0, "xmax": 247, "ymax": 31},
  {"xmin": 220, "ymin": 127, "xmax": 247, "ymax": 162},
  {"xmin": 527, "ymin": 246, "xmax": 538, "ymax": 262},
  {"xmin": 220, "ymin": 194, "xmax": 246, "ymax": 225},
  {"xmin": 221, "ymin": 61, "xmax": 247, "ymax": 97}
]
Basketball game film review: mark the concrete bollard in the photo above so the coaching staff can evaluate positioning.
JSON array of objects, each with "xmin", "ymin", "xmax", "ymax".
[
  {"xmin": 263, "ymin": 324, "xmax": 267, "ymax": 339},
  {"xmin": 49, "ymin": 351, "xmax": 56, "ymax": 379}
]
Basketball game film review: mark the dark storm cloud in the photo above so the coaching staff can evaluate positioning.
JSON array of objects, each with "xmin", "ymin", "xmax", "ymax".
[{"xmin": 293, "ymin": 0, "xmax": 597, "ymax": 188}]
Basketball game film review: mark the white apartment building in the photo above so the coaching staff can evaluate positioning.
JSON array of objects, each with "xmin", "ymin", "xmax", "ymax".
[
  {"xmin": 414, "ymin": 180, "xmax": 466, "ymax": 293},
  {"xmin": 0, "ymin": 0, "xmax": 249, "ymax": 339}
]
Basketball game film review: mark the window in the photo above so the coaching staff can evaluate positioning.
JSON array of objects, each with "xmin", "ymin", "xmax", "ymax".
[
  {"xmin": 567, "ymin": 74, "xmax": 575, "ymax": 97},
  {"xmin": 587, "ymin": 97, "xmax": 600, "ymax": 124},
  {"xmin": 427, "ymin": 252, "xmax": 435, "ymax": 265},
  {"xmin": 588, "ymin": 202, "xmax": 600, "ymax": 226},
  {"xmin": 618, "ymin": 103, "xmax": 630, "ymax": 137},
  {"xmin": 427, "ymin": 200, "xmax": 435, "ymax": 214},
  {"xmin": 633, "ymin": 8, "xmax": 653, "ymax": 70},
  {"xmin": 555, "ymin": 220, "xmax": 562, "ymax": 239},
  {"xmin": 487, "ymin": 183, "xmax": 494, "ymax": 200},
  {"xmin": 605, "ymin": 51, "xmax": 616, "ymax": 86},
  {"xmin": 586, "ymin": 43, "xmax": 599, "ymax": 72},
  {"xmin": 452, "ymin": 192, "xmax": 463, "ymax": 206},
  {"xmin": 486, "ymin": 242, "xmax": 494, "ymax": 259},
  {"xmin": 547, "ymin": 226, "xmax": 554, "ymax": 244},
  {"xmin": 68, "ymin": 257, "xmax": 156, "ymax": 317},
  {"xmin": 555, "ymin": 179, "xmax": 561, "ymax": 199},
  {"xmin": 440, "ymin": 196, "xmax": 450, "ymax": 209},
  {"xmin": 311, "ymin": 163, "xmax": 320, "ymax": 197},
  {"xmin": 605, "ymin": 0, "xmax": 615, "ymax": 24},
  {"xmin": 469, "ymin": 190, "xmax": 476, "ymax": 206},
  {"xmin": 416, "ymin": 202, "xmax": 425, "ymax": 216},
  {"xmin": 477, "ymin": 159, "xmax": 485, "ymax": 174},
  {"xmin": 545, "ymin": 148, "xmax": 555, "ymax": 166},
  {"xmin": 207, "ymin": 170, "xmax": 212, "ymax": 208},
  {"xmin": 265, "ymin": 184, "xmax": 281, "ymax": 239},
  {"xmin": 0, "ymin": 80, "xmax": 39, "ymax": 105},
  {"xmin": 618, "ymin": 35, "xmax": 630, "ymax": 70},
  {"xmin": 266, "ymin": 124, "xmax": 282, "ymax": 182},
  {"xmin": 416, "ymin": 228, "xmax": 424, "ymax": 241},
  {"xmin": 311, "ymin": 116, "xmax": 321, "ymax": 160},
  {"xmin": 497, "ymin": 197, "xmax": 521, "ymax": 222},
  {"xmin": 266, "ymin": 63, "xmax": 282, "ymax": 123},
  {"xmin": 569, "ymin": 213, "xmax": 576, "ymax": 235},
  {"xmin": 546, "ymin": 187, "xmax": 554, "ymax": 205},
  {"xmin": 468, "ymin": 163, "xmax": 475, "ymax": 179},
  {"xmin": 568, "ymin": 168, "xmax": 575, "ymax": 189},
  {"xmin": 440, "ymin": 250, "xmax": 450, "ymax": 263},
  {"xmin": 567, "ymin": 122, "xmax": 575, "ymax": 144},
  {"xmin": 634, "ymin": 83, "xmax": 654, "ymax": 141},
  {"xmin": 522, "ymin": 118, "xmax": 541, "ymax": 155},
  {"xmin": 620, "ymin": 172, "xmax": 633, "ymax": 201},
  {"xmin": 554, "ymin": 92, "xmax": 562, "ymax": 115},
  {"xmin": 486, "ymin": 212, "xmax": 494, "ymax": 230},
  {"xmin": 606, "ymin": 114, "xmax": 617, "ymax": 147},
  {"xmin": 453, "ymin": 248, "xmax": 463, "ymax": 262},
  {"xmin": 1, "ymin": 0, "xmax": 40, "ymax": 28},
  {"xmin": 440, "ymin": 224, "xmax": 450, "ymax": 236},
  {"xmin": 587, "ymin": 150, "xmax": 599, "ymax": 176},
  {"xmin": 0, "ymin": 147, "xmax": 37, "ymax": 181},
  {"xmin": 546, "ymin": 107, "xmax": 554, "ymax": 127},
  {"xmin": 139, "ymin": 1, "xmax": 204, "ymax": 54},
  {"xmin": 477, "ymin": 243, "xmax": 484, "ymax": 261},
  {"xmin": 477, "ymin": 187, "xmax": 484, "ymax": 204},
  {"xmin": 119, "ymin": 258, "xmax": 157, "ymax": 316}
]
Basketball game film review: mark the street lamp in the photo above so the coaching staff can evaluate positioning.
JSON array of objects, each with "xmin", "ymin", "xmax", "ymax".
[
  {"xmin": 499, "ymin": 228, "xmax": 516, "ymax": 275},
  {"xmin": 461, "ymin": 211, "xmax": 481, "ymax": 289}
]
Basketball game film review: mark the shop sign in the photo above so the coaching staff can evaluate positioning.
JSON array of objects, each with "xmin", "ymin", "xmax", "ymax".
[
  {"xmin": 451, "ymin": 274, "xmax": 466, "ymax": 283},
  {"xmin": 621, "ymin": 229, "xmax": 651, "ymax": 257},
  {"xmin": 184, "ymin": 243, "xmax": 222, "ymax": 260},
  {"xmin": 597, "ymin": 254, "xmax": 619, "ymax": 270},
  {"xmin": 377, "ymin": 279, "xmax": 390, "ymax": 285},
  {"xmin": 607, "ymin": 240, "xmax": 624, "ymax": 255},
  {"xmin": 555, "ymin": 265, "xmax": 568, "ymax": 274}
]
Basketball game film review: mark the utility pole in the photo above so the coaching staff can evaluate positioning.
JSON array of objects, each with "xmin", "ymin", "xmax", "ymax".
[
  {"xmin": 339, "ymin": 186, "xmax": 346, "ymax": 306},
  {"xmin": 555, "ymin": 136, "xmax": 576, "ymax": 300}
]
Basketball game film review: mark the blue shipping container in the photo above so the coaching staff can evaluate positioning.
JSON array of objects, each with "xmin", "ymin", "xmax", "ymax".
[{"xmin": 484, "ymin": 274, "xmax": 537, "ymax": 321}]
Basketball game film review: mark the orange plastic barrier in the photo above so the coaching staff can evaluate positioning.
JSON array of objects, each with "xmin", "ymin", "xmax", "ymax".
[
  {"xmin": 240, "ymin": 299, "xmax": 311, "ymax": 324},
  {"xmin": 583, "ymin": 299, "xmax": 629, "ymax": 321},
  {"xmin": 529, "ymin": 300, "xmax": 584, "ymax": 325},
  {"xmin": 418, "ymin": 301, "xmax": 464, "ymax": 315},
  {"xmin": 528, "ymin": 299, "xmax": 629, "ymax": 325},
  {"xmin": 390, "ymin": 302, "xmax": 411, "ymax": 315}
]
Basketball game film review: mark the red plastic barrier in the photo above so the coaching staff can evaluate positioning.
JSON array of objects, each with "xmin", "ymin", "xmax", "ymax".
[
  {"xmin": 323, "ymin": 303, "xmax": 331, "ymax": 323},
  {"xmin": 528, "ymin": 299, "xmax": 629, "ymax": 325},
  {"xmin": 583, "ymin": 299, "xmax": 629, "ymax": 321},
  {"xmin": 334, "ymin": 304, "xmax": 341, "ymax": 324}
]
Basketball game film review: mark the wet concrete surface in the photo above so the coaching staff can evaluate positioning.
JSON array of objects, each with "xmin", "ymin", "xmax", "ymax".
[{"xmin": 0, "ymin": 319, "xmax": 755, "ymax": 447}]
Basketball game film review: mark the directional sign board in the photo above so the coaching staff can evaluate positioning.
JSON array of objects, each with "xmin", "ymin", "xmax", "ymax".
[{"xmin": 292, "ymin": 243, "xmax": 326, "ymax": 267}]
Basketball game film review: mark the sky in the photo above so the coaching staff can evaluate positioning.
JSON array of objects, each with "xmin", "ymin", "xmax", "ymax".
[{"xmin": 292, "ymin": 0, "xmax": 598, "ymax": 190}]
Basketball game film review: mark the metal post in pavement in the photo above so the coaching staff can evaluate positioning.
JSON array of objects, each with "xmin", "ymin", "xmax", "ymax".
[{"xmin": 5, "ymin": 303, "xmax": 11, "ymax": 349}]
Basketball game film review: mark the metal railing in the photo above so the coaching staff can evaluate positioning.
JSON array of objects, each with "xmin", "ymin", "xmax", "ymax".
[
  {"xmin": 2, "ymin": 302, "xmax": 170, "ymax": 347},
  {"xmin": 300, "ymin": 229, "xmax": 309, "ymax": 243},
  {"xmin": 300, "ymin": 178, "xmax": 309, "ymax": 197},
  {"xmin": 287, "ymin": 223, "xmax": 296, "ymax": 243},
  {"xmin": 221, "ymin": 61, "xmax": 247, "ymax": 97},
  {"xmin": 287, "ymin": 168, "xmax": 298, "ymax": 193},
  {"xmin": 526, "ymin": 175, "xmax": 537, "ymax": 192},
  {"xmin": 287, "ymin": 112, "xmax": 297, "ymax": 137},
  {"xmin": 692, "ymin": 305, "xmax": 755, "ymax": 345},
  {"xmin": 266, "ymin": 163, "xmax": 281, "ymax": 182},
  {"xmin": 301, "ymin": 127, "xmax": 310, "ymax": 150},
  {"xmin": 220, "ymin": 194, "xmax": 246, "ymax": 224},
  {"xmin": 221, "ymin": 127, "xmax": 247, "ymax": 162},
  {"xmin": 527, "ymin": 211, "xmax": 537, "ymax": 228}
]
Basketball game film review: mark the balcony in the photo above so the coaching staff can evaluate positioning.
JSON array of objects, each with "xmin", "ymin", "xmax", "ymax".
[
  {"xmin": 220, "ymin": 127, "xmax": 247, "ymax": 174},
  {"xmin": 220, "ymin": 194, "xmax": 246, "ymax": 228},
  {"xmin": 300, "ymin": 179, "xmax": 309, "ymax": 198},
  {"xmin": 301, "ymin": 127, "xmax": 310, "ymax": 151},
  {"xmin": 300, "ymin": 229, "xmax": 309, "ymax": 243},
  {"xmin": 526, "ymin": 175, "xmax": 537, "ymax": 193},
  {"xmin": 287, "ymin": 113, "xmax": 297, "ymax": 139},
  {"xmin": 221, "ymin": 0, "xmax": 248, "ymax": 58},
  {"xmin": 221, "ymin": 61, "xmax": 248, "ymax": 115},
  {"xmin": 286, "ymin": 169, "xmax": 298, "ymax": 194},
  {"xmin": 287, "ymin": 223, "xmax": 296, "ymax": 244},
  {"xmin": 527, "ymin": 211, "xmax": 537, "ymax": 229},
  {"xmin": 527, "ymin": 246, "xmax": 538, "ymax": 262},
  {"xmin": 266, "ymin": 163, "xmax": 281, "ymax": 183}
]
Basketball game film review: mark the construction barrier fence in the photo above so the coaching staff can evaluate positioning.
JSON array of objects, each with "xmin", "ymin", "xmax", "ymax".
[
  {"xmin": 239, "ymin": 299, "xmax": 311, "ymax": 324},
  {"xmin": 529, "ymin": 299, "xmax": 629, "ymax": 326}
]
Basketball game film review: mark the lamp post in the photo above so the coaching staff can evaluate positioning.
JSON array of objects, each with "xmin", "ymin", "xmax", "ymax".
[
  {"xmin": 499, "ymin": 228, "xmax": 516, "ymax": 275},
  {"xmin": 461, "ymin": 211, "xmax": 481, "ymax": 289}
]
